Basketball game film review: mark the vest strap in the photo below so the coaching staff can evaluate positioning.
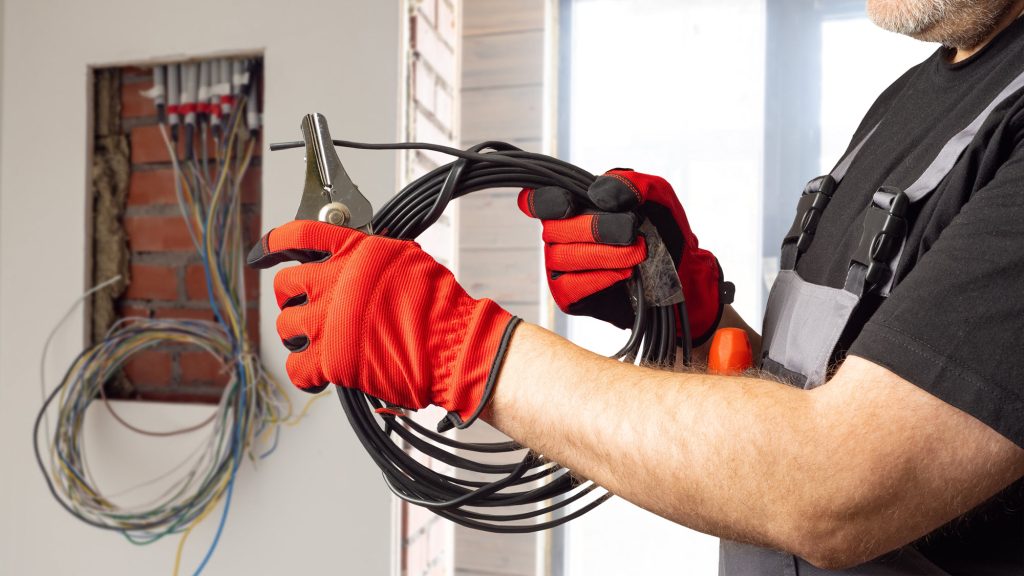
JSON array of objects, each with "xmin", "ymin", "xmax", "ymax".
[
  {"xmin": 849, "ymin": 67, "xmax": 1024, "ymax": 297},
  {"xmin": 780, "ymin": 123, "xmax": 880, "ymax": 271},
  {"xmin": 780, "ymin": 175, "xmax": 836, "ymax": 270},
  {"xmin": 845, "ymin": 187, "xmax": 909, "ymax": 294}
]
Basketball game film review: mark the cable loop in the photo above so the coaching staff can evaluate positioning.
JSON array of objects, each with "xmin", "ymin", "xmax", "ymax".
[{"xmin": 328, "ymin": 139, "xmax": 684, "ymax": 532}]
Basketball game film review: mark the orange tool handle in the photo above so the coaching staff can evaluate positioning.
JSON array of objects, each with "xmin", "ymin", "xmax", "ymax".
[{"xmin": 707, "ymin": 328, "xmax": 753, "ymax": 376}]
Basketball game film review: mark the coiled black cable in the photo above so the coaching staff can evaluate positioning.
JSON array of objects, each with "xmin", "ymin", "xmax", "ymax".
[{"xmin": 270, "ymin": 137, "xmax": 689, "ymax": 532}]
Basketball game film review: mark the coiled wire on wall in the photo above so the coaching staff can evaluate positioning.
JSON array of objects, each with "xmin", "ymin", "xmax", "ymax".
[
  {"xmin": 33, "ymin": 90, "xmax": 311, "ymax": 576},
  {"xmin": 270, "ymin": 137, "xmax": 690, "ymax": 532}
]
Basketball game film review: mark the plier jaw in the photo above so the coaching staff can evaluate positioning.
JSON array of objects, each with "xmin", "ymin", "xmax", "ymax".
[{"xmin": 294, "ymin": 113, "xmax": 374, "ymax": 232}]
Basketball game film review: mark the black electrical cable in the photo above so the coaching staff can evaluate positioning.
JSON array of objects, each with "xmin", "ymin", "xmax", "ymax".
[{"xmin": 270, "ymin": 137, "xmax": 688, "ymax": 532}]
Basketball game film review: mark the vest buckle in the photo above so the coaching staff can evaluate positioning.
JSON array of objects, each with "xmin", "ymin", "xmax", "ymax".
[
  {"xmin": 855, "ymin": 186, "xmax": 909, "ymax": 288},
  {"xmin": 789, "ymin": 175, "xmax": 837, "ymax": 254}
]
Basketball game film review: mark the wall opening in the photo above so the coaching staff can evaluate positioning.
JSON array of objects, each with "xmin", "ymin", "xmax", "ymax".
[{"xmin": 89, "ymin": 56, "xmax": 263, "ymax": 403}]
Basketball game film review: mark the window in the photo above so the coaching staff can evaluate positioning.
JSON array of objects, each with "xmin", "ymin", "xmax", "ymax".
[{"xmin": 555, "ymin": 1, "xmax": 934, "ymax": 573}]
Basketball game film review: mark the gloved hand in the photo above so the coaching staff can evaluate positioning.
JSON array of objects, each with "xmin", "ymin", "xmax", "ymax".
[
  {"xmin": 247, "ymin": 220, "xmax": 521, "ymax": 430},
  {"xmin": 518, "ymin": 169, "xmax": 731, "ymax": 346}
]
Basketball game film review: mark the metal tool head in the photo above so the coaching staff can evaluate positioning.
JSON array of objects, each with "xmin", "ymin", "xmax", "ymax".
[{"xmin": 296, "ymin": 113, "xmax": 374, "ymax": 231}]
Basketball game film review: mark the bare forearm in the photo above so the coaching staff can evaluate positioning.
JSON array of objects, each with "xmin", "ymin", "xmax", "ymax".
[
  {"xmin": 485, "ymin": 322, "xmax": 813, "ymax": 552},
  {"xmin": 484, "ymin": 323, "xmax": 1024, "ymax": 568}
]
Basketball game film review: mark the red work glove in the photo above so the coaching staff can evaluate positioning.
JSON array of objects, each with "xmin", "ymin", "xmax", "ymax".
[
  {"xmin": 518, "ymin": 169, "xmax": 731, "ymax": 346},
  {"xmin": 247, "ymin": 220, "xmax": 521, "ymax": 430}
]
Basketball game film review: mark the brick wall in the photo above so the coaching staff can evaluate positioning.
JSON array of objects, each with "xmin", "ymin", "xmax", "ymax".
[
  {"xmin": 101, "ymin": 63, "xmax": 262, "ymax": 403},
  {"xmin": 406, "ymin": 0, "xmax": 461, "ymax": 271},
  {"xmin": 402, "ymin": 1, "xmax": 461, "ymax": 574},
  {"xmin": 402, "ymin": 2, "xmax": 553, "ymax": 574},
  {"xmin": 456, "ymin": 2, "xmax": 549, "ymax": 575}
]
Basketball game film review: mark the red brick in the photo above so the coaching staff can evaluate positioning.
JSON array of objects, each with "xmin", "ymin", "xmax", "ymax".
[
  {"xmin": 130, "ymin": 124, "xmax": 221, "ymax": 164},
  {"xmin": 124, "ymin": 263, "xmax": 179, "ymax": 301},
  {"xmin": 240, "ymin": 167, "xmax": 261, "ymax": 204},
  {"xmin": 123, "ymin": 350, "xmax": 173, "ymax": 387},
  {"xmin": 118, "ymin": 304, "xmax": 152, "ymax": 319},
  {"xmin": 121, "ymin": 66, "xmax": 153, "ymax": 78},
  {"xmin": 134, "ymin": 389, "xmax": 221, "ymax": 405},
  {"xmin": 180, "ymin": 349, "xmax": 232, "ymax": 387},
  {"xmin": 128, "ymin": 169, "xmax": 178, "ymax": 206},
  {"xmin": 122, "ymin": 80, "xmax": 157, "ymax": 118},
  {"xmin": 244, "ymin": 211, "xmax": 262, "ymax": 246},
  {"xmin": 245, "ymin": 265, "xmax": 259, "ymax": 302},
  {"xmin": 127, "ymin": 163, "xmax": 258, "ymax": 208},
  {"xmin": 124, "ymin": 215, "xmax": 196, "ymax": 252},
  {"xmin": 246, "ymin": 133, "xmax": 263, "ymax": 157},
  {"xmin": 185, "ymin": 264, "xmax": 208, "ymax": 301},
  {"xmin": 131, "ymin": 124, "xmax": 175, "ymax": 164},
  {"xmin": 185, "ymin": 263, "xmax": 258, "ymax": 303},
  {"xmin": 246, "ymin": 309, "xmax": 260, "ymax": 348},
  {"xmin": 153, "ymin": 307, "xmax": 216, "ymax": 322}
]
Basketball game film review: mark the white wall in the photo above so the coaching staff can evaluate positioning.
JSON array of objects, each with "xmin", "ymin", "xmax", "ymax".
[{"xmin": 0, "ymin": 1, "xmax": 402, "ymax": 574}]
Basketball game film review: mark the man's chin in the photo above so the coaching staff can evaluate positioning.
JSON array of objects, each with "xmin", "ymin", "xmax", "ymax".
[
  {"xmin": 868, "ymin": 0, "xmax": 1020, "ymax": 51},
  {"xmin": 866, "ymin": 0, "xmax": 945, "ymax": 38}
]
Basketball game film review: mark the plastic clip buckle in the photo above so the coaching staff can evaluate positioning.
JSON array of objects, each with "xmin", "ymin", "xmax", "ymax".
[
  {"xmin": 794, "ymin": 175, "xmax": 837, "ymax": 254},
  {"xmin": 861, "ymin": 186, "xmax": 909, "ymax": 287}
]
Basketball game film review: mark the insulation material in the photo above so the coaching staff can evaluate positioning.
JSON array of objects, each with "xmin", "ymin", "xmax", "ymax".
[
  {"xmin": 89, "ymin": 69, "xmax": 131, "ymax": 348},
  {"xmin": 90, "ymin": 69, "xmax": 133, "ymax": 396}
]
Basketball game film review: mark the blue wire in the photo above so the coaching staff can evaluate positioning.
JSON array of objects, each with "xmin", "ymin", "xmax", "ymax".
[
  {"xmin": 191, "ymin": 165, "xmax": 250, "ymax": 574},
  {"xmin": 191, "ymin": 359, "xmax": 246, "ymax": 575},
  {"xmin": 170, "ymin": 116, "xmax": 262, "ymax": 571},
  {"xmin": 191, "ymin": 465, "xmax": 237, "ymax": 575}
]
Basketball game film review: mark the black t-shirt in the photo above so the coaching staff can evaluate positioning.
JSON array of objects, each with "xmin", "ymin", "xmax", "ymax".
[{"xmin": 792, "ymin": 16, "xmax": 1024, "ymax": 575}]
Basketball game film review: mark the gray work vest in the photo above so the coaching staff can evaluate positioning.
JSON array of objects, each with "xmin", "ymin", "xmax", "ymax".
[{"xmin": 719, "ymin": 69, "xmax": 1024, "ymax": 575}]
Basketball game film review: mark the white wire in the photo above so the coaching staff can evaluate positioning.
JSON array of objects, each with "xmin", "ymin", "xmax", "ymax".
[{"xmin": 38, "ymin": 275, "xmax": 124, "ymax": 448}]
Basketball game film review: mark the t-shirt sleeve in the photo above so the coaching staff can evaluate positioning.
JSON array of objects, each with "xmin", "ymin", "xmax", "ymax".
[{"xmin": 849, "ymin": 140, "xmax": 1024, "ymax": 448}]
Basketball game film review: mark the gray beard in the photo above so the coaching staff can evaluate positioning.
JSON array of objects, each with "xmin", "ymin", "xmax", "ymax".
[{"xmin": 867, "ymin": 0, "xmax": 1018, "ymax": 49}]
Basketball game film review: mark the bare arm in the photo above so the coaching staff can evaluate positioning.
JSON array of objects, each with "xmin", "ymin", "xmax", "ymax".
[{"xmin": 485, "ymin": 323, "xmax": 1024, "ymax": 569}]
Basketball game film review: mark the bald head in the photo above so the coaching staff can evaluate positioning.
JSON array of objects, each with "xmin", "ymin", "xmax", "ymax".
[{"xmin": 867, "ymin": 0, "xmax": 1022, "ymax": 49}]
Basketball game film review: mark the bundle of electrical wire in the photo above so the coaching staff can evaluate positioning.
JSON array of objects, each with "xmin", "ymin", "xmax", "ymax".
[
  {"xmin": 270, "ymin": 137, "xmax": 687, "ymax": 532},
  {"xmin": 34, "ymin": 95, "xmax": 301, "ymax": 575}
]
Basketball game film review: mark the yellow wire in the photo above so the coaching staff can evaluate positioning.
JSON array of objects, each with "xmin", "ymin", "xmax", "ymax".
[
  {"xmin": 45, "ymin": 100, "xmax": 326, "ymax": 575},
  {"xmin": 287, "ymin": 392, "xmax": 332, "ymax": 427},
  {"xmin": 171, "ymin": 471, "xmax": 232, "ymax": 576}
]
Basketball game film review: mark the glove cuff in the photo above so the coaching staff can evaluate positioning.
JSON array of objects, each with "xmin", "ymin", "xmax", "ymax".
[
  {"xmin": 680, "ymin": 255, "xmax": 734, "ymax": 348},
  {"xmin": 436, "ymin": 301, "xmax": 521, "ymax": 432}
]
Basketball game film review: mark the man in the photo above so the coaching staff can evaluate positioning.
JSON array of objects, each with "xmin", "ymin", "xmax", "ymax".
[{"xmin": 249, "ymin": 0, "xmax": 1024, "ymax": 573}]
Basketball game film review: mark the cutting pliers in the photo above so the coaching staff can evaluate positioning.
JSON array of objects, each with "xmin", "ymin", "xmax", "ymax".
[{"xmin": 293, "ymin": 113, "xmax": 374, "ymax": 232}]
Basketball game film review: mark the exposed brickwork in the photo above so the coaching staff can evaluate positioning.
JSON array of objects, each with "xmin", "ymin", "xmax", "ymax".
[
  {"xmin": 127, "ymin": 169, "xmax": 178, "ymax": 206},
  {"xmin": 180, "ymin": 350, "xmax": 232, "ymax": 388},
  {"xmin": 128, "ymin": 123, "xmax": 243, "ymax": 165},
  {"xmin": 122, "ymin": 350, "xmax": 174, "ymax": 387},
  {"xmin": 123, "ymin": 263, "xmax": 179, "ymax": 301},
  {"xmin": 124, "ymin": 215, "xmax": 197, "ymax": 252},
  {"xmin": 403, "ymin": 2, "xmax": 460, "ymax": 574},
  {"xmin": 125, "ymin": 164, "xmax": 260, "ymax": 208},
  {"xmin": 408, "ymin": 0, "xmax": 459, "ymax": 175},
  {"xmin": 103, "ymin": 62, "xmax": 263, "ymax": 403},
  {"xmin": 121, "ymin": 79, "xmax": 156, "ymax": 118}
]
